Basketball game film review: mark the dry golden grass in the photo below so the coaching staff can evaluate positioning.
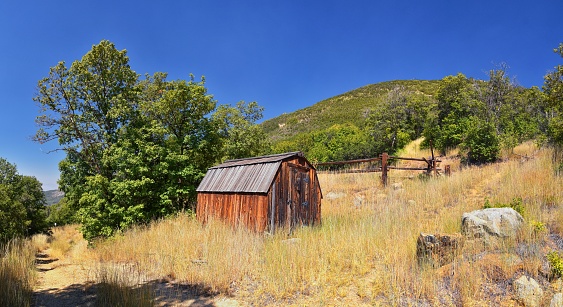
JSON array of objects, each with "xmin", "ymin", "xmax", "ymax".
[
  {"xmin": 31, "ymin": 233, "xmax": 49, "ymax": 252},
  {"xmin": 48, "ymin": 224, "xmax": 87, "ymax": 261},
  {"xmin": 95, "ymin": 262, "xmax": 154, "ymax": 307},
  {"xmin": 0, "ymin": 239, "xmax": 37, "ymax": 307},
  {"xmin": 42, "ymin": 142, "xmax": 563, "ymax": 305}
]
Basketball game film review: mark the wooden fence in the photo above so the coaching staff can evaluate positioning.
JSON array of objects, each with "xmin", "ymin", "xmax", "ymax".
[{"xmin": 315, "ymin": 152, "xmax": 449, "ymax": 186}]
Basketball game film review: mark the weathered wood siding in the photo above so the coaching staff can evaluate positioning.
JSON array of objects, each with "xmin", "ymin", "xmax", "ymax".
[
  {"xmin": 196, "ymin": 153, "xmax": 321, "ymax": 233},
  {"xmin": 268, "ymin": 156, "xmax": 321, "ymax": 232},
  {"xmin": 197, "ymin": 192, "xmax": 269, "ymax": 232}
]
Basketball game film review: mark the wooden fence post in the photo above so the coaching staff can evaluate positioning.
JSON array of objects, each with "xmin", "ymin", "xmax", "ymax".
[{"xmin": 381, "ymin": 152, "xmax": 388, "ymax": 186}]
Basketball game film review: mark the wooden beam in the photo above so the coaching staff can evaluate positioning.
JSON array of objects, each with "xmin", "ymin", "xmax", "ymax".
[
  {"xmin": 315, "ymin": 157, "xmax": 382, "ymax": 166},
  {"xmin": 381, "ymin": 152, "xmax": 388, "ymax": 186}
]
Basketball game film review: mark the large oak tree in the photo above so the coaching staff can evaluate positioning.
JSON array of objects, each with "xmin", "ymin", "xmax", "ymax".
[{"xmin": 34, "ymin": 41, "xmax": 268, "ymax": 240}]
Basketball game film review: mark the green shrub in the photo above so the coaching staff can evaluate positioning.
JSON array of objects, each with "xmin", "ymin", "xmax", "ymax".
[
  {"xmin": 531, "ymin": 220, "xmax": 547, "ymax": 233},
  {"xmin": 482, "ymin": 197, "xmax": 525, "ymax": 216},
  {"xmin": 547, "ymin": 251, "xmax": 563, "ymax": 278}
]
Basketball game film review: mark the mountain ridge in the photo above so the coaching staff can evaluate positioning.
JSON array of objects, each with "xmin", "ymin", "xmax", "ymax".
[{"xmin": 44, "ymin": 189, "xmax": 64, "ymax": 206}]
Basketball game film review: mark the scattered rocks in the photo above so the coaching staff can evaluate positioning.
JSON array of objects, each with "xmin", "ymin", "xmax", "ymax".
[
  {"xmin": 353, "ymin": 194, "xmax": 365, "ymax": 208},
  {"xmin": 416, "ymin": 233, "xmax": 463, "ymax": 267},
  {"xmin": 461, "ymin": 208, "xmax": 524, "ymax": 240},
  {"xmin": 551, "ymin": 293, "xmax": 563, "ymax": 307},
  {"xmin": 513, "ymin": 275, "xmax": 543, "ymax": 307},
  {"xmin": 325, "ymin": 191, "xmax": 346, "ymax": 200},
  {"xmin": 391, "ymin": 182, "xmax": 403, "ymax": 190}
]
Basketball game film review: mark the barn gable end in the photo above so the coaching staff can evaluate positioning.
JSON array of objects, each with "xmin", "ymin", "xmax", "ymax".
[{"xmin": 196, "ymin": 152, "xmax": 322, "ymax": 233}]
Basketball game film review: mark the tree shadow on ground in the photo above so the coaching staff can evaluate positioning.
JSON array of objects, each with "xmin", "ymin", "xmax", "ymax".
[
  {"xmin": 34, "ymin": 283, "xmax": 97, "ymax": 307},
  {"xmin": 151, "ymin": 280, "xmax": 219, "ymax": 306},
  {"xmin": 34, "ymin": 280, "xmax": 222, "ymax": 307},
  {"xmin": 35, "ymin": 253, "xmax": 58, "ymax": 265}
]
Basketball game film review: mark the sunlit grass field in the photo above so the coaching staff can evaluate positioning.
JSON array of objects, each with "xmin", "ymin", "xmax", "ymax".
[
  {"xmin": 2, "ymin": 141, "xmax": 562, "ymax": 306},
  {"xmin": 88, "ymin": 142, "xmax": 563, "ymax": 305}
]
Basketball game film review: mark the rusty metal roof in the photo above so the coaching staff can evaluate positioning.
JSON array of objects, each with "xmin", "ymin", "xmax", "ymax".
[
  {"xmin": 210, "ymin": 151, "xmax": 303, "ymax": 169},
  {"xmin": 196, "ymin": 152, "xmax": 304, "ymax": 193}
]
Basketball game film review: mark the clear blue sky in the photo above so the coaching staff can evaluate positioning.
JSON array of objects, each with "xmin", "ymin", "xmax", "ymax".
[{"xmin": 0, "ymin": 1, "xmax": 562, "ymax": 190}]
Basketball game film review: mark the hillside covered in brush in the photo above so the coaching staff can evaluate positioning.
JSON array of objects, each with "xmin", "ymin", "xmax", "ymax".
[
  {"xmin": 264, "ymin": 71, "xmax": 549, "ymax": 164},
  {"xmin": 262, "ymin": 79, "xmax": 442, "ymax": 141}
]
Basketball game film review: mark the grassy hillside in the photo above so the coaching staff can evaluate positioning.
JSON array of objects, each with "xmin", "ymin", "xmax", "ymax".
[{"xmin": 261, "ymin": 79, "xmax": 442, "ymax": 143}]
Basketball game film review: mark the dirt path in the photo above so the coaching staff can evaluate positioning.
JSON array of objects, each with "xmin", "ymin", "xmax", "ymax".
[
  {"xmin": 33, "ymin": 248, "xmax": 241, "ymax": 307},
  {"xmin": 34, "ymin": 249, "xmax": 96, "ymax": 307}
]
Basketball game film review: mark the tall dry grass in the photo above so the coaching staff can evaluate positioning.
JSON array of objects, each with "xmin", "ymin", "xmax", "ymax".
[
  {"xmin": 81, "ymin": 144, "xmax": 561, "ymax": 305},
  {"xmin": 48, "ymin": 224, "xmax": 88, "ymax": 261},
  {"xmin": 0, "ymin": 239, "xmax": 37, "ymax": 307},
  {"xmin": 95, "ymin": 262, "xmax": 154, "ymax": 307}
]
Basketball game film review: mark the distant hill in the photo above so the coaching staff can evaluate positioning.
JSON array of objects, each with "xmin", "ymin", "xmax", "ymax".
[
  {"xmin": 44, "ymin": 190, "xmax": 64, "ymax": 206},
  {"xmin": 261, "ymin": 79, "xmax": 442, "ymax": 143}
]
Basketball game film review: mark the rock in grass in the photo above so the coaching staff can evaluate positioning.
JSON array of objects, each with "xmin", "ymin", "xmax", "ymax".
[
  {"xmin": 551, "ymin": 293, "xmax": 563, "ymax": 307},
  {"xmin": 513, "ymin": 275, "xmax": 543, "ymax": 307},
  {"xmin": 461, "ymin": 208, "xmax": 524, "ymax": 240},
  {"xmin": 416, "ymin": 233, "xmax": 463, "ymax": 267}
]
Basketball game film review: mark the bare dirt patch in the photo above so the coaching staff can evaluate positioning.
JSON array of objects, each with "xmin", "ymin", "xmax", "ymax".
[
  {"xmin": 33, "ymin": 247, "xmax": 241, "ymax": 307},
  {"xmin": 34, "ymin": 248, "xmax": 96, "ymax": 307}
]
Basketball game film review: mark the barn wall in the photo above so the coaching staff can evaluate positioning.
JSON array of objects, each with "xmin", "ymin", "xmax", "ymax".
[
  {"xmin": 197, "ymin": 192, "xmax": 269, "ymax": 232},
  {"xmin": 196, "ymin": 154, "xmax": 322, "ymax": 234}
]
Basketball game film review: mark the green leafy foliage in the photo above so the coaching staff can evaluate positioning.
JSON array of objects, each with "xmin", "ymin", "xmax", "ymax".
[
  {"xmin": 213, "ymin": 101, "xmax": 271, "ymax": 160},
  {"xmin": 0, "ymin": 158, "xmax": 48, "ymax": 243},
  {"xmin": 544, "ymin": 43, "xmax": 563, "ymax": 147},
  {"xmin": 482, "ymin": 197, "xmax": 525, "ymax": 216},
  {"xmin": 272, "ymin": 123, "xmax": 373, "ymax": 163},
  {"xmin": 34, "ymin": 41, "xmax": 268, "ymax": 241},
  {"xmin": 46, "ymin": 198, "xmax": 76, "ymax": 226},
  {"xmin": 547, "ymin": 251, "xmax": 563, "ymax": 278},
  {"xmin": 263, "ymin": 80, "xmax": 442, "ymax": 143},
  {"xmin": 365, "ymin": 86, "xmax": 434, "ymax": 155},
  {"xmin": 461, "ymin": 119, "xmax": 500, "ymax": 164},
  {"xmin": 423, "ymin": 67, "xmax": 546, "ymax": 163}
]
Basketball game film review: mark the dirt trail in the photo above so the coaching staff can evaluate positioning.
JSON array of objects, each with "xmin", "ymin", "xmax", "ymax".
[
  {"xmin": 33, "ymin": 248, "xmax": 241, "ymax": 307},
  {"xmin": 34, "ymin": 249, "xmax": 96, "ymax": 307},
  {"xmin": 465, "ymin": 166, "xmax": 503, "ymax": 206}
]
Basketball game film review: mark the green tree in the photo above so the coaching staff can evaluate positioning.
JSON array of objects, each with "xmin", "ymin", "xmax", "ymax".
[
  {"xmin": 425, "ymin": 69, "xmax": 543, "ymax": 163},
  {"xmin": 474, "ymin": 65, "xmax": 541, "ymax": 153},
  {"xmin": 18, "ymin": 176, "xmax": 49, "ymax": 235},
  {"xmin": 423, "ymin": 73, "xmax": 479, "ymax": 155},
  {"xmin": 126, "ymin": 72, "xmax": 221, "ymax": 214},
  {"xmin": 544, "ymin": 43, "xmax": 563, "ymax": 146},
  {"xmin": 0, "ymin": 158, "xmax": 48, "ymax": 243},
  {"xmin": 213, "ymin": 101, "xmax": 270, "ymax": 160},
  {"xmin": 46, "ymin": 197, "xmax": 77, "ymax": 226},
  {"xmin": 34, "ymin": 40, "xmax": 140, "ymax": 240},
  {"xmin": 366, "ymin": 86, "xmax": 431, "ymax": 154},
  {"xmin": 461, "ymin": 118, "xmax": 500, "ymax": 164},
  {"xmin": 0, "ymin": 184, "xmax": 26, "ymax": 244},
  {"xmin": 34, "ymin": 41, "xmax": 266, "ymax": 241},
  {"xmin": 308, "ymin": 124, "xmax": 372, "ymax": 162}
]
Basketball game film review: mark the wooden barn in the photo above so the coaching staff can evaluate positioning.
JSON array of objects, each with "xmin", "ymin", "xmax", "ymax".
[{"xmin": 196, "ymin": 152, "xmax": 322, "ymax": 233}]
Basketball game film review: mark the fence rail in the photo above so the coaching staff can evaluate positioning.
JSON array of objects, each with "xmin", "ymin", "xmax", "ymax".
[{"xmin": 315, "ymin": 152, "xmax": 449, "ymax": 186}]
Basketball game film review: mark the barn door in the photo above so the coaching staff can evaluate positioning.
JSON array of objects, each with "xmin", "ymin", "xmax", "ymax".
[{"xmin": 288, "ymin": 164, "xmax": 311, "ymax": 232}]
